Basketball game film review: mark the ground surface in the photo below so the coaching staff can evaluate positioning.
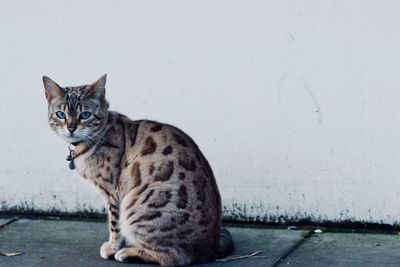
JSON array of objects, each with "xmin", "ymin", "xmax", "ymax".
[{"xmin": 1, "ymin": 217, "xmax": 400, "ymax": 266}]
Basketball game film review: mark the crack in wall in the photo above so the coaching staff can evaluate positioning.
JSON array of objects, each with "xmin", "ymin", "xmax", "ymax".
[{"xmin": 302, "ymin": 78, "xmax": 323, "ymax": 124}]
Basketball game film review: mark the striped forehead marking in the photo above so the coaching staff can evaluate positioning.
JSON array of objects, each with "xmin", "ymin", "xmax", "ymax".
[{"xmin": 64, "ymin": 86, "xmax": 86, "ymax": 111}]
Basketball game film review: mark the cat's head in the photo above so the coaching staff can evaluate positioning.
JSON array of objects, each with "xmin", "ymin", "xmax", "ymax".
[{"xmin": 43, "ymin": 75, "xmax": 109, "ymax": 143}]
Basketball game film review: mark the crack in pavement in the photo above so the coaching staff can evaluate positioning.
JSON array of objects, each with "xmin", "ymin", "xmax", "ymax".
[
  {"xmin": 271, "ymin": 230, "xmax": 314, "ymax": 267},
  {"xmin": 0, "ymin": 217, "xmax": 19, "ymax": 230}
]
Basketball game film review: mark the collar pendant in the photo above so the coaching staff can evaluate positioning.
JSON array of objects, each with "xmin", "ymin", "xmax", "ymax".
[{"xmin": 66, "ymin": 144, "xmax": 76, "ymax": 170}]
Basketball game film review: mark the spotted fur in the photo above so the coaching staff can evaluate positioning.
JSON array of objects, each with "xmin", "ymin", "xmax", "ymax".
[{"xmin": 44, "ymin": 75, "xmax": 234, "ymax": 266}]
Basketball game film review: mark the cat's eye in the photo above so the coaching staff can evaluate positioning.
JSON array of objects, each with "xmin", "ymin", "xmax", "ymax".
[
  {"xmin": 79, "ymin": 111, "xmax": 92, "ymax": 120},
  {"xmin": 55, "ymin": 111, "xmax": 66, "ymax": 119}
]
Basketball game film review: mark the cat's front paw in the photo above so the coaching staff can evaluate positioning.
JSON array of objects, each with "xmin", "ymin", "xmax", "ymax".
[
  {"xmin": 100, "ymin": 242, "xmax": 117, "ymax": 259},
  {"xmin": 115, "ymin": 247, "xmax": 134, "ymax": 262}
]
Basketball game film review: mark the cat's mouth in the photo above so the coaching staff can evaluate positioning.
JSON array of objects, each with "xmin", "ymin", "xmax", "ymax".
[
  {"xmin": 59, "ymin": 131, "xmax": 86, "ymax": 143},
  {"xmin": 62, "ymin": 135, "xmax": 84, "ymax": 143}
]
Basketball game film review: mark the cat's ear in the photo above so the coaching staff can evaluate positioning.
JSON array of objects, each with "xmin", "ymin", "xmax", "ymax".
[
  {"xmin": 43, "ymin": 76, "xmax": 64, "ymax": 102},
  {"xmin": 87, "ymin": 74, "xmax": 107, "ymax": 98}
]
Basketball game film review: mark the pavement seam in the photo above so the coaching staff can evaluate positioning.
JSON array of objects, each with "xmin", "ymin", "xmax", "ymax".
[
  {"xmin": 0, "ymin": 217, "xmax": 19, "ymax": 230},
  {"xmin": 270, "ymin": 230, "xmax": 315, "ymax": 267}
]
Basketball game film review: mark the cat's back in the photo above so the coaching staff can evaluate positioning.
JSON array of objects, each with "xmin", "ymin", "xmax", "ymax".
[{"xmin": 116, "ymin": 111, "xmax": 214, "ymax": 178}]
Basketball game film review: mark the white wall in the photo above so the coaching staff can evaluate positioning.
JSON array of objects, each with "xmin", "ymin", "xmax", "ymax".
[{"xmin": 1, "ymin": 0, "xmax": 400, "ymax": 224}]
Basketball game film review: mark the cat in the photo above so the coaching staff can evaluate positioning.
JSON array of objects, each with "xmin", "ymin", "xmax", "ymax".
[{"xmin": 43, "ymin": 74, "xmax": 234, "ymax": 266}]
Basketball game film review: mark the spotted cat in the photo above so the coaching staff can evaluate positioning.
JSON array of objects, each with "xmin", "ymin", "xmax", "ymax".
[{"xmin": 43, "ymin": 75, "xmax": 234, "ymax": 266}]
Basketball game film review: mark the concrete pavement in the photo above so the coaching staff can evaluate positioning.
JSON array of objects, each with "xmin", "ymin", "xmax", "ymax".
[{"xmin": 1, "ymin": 217, "xmax": 400, "ymax": 266}]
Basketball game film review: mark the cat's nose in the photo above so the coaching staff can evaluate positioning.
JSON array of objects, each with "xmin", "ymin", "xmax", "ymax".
[{"xmin": 68, "ymin": 126, "xmax": 77, "ymax": 134}]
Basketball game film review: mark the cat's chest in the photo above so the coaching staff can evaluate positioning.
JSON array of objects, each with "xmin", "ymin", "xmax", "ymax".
[{"xmin": 74, "ymin": 150, "xmax": 120, "ymax": 185}]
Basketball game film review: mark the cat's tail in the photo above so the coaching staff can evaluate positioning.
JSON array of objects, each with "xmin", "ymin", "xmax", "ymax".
[{"xmin": 218, "ymin": 227, "xmax": 235, "ymax": 258}]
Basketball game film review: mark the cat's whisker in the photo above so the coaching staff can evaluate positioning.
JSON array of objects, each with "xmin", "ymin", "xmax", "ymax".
[
  {"xmin": 80, "ymin": 134, "xmax": 100, "ymax": 157},
  {"xmin": 94, "ymin": 133, "xmax": 116, "ymax": 146}
]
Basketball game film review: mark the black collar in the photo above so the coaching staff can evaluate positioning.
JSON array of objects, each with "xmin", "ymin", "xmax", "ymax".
[{"xmin": 71, "ymin": 141, "xmax": 82, "ymax": 146}]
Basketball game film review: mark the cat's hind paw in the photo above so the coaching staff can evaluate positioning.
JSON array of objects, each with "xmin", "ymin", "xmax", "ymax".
[{"xmin": 100, "ymin": 242, "xmax": 117, "ymax": 259}]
